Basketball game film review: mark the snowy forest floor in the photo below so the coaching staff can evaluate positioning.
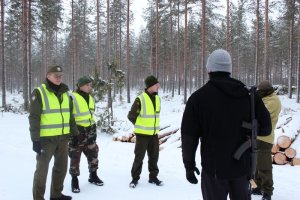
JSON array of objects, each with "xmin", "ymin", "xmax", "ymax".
[{"xmin": 0, "ymin": 92, "xmax": 299, "ymax": 200}]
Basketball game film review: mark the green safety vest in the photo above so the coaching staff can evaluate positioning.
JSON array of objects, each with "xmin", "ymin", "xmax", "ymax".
[
  {"xmin": 70, "ymin": 92, "xmax": 96, "ymax": 127},
  {"xmin": 37, "ymin": 84, "xmax": 71, "ymax": 137},
  {"xmin": 134, "ymin": 92, "xmax": 160, "ymax": 135}
]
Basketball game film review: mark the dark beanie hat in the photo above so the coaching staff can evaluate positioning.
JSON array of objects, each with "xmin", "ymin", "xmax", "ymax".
[
  {"xmin": 77, "ymin": 76, "xmax": 93, "ymax": 87},
  {"xmin": 258, "ymin": 80, "xmax": 274, "ymax": 98},
  {"xmin": 145, "ymin": 75, "xmax": 159, "ymax": 89},
  {"xmin": 258, "ymin": 80, "xmax": 273, "ymax": 91},
  {"xmin": 206, "ymin": 49, "xmax": 232, "ymax": 73},
  {"xmin": 47, "ymin": 65, "xmax": 63, "ymax": 75}
]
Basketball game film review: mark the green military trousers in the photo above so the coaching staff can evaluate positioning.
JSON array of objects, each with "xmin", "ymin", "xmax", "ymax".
[
  {"xmin": 131, "ymin": 134, "xmax": 159, "ymax": 181},
  {"xmin": 255, "ymin": 140, "xmax": 274, "ymax": 196},
  {"xmin": 33, "ymin": 135, "xmax": 69, "ymax": 200}
]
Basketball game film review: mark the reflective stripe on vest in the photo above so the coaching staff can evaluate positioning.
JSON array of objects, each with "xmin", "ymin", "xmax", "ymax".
[
  {"xmin": 70, "ymin": 92, "xmax": 96, "ymax": 127},
  {"xmin": 37, "ymin": 84, "xmax": 70, "ymax": 137},
  {"xmin": 134, "ymin": 92, "xmax": 160, "ymax": 135}
]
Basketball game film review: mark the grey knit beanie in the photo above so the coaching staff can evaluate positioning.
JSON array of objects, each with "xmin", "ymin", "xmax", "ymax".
[{"xmin": 206, "ymin": 49, "xmax": 232, "ymax": 73}]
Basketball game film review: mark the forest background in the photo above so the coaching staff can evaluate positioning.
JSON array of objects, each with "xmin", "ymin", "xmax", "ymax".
[{"xmin": 0, "ymin": 0, "xmax": 300, "ymax": 116}]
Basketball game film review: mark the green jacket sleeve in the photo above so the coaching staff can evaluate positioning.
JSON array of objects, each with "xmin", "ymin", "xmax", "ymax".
[
  {"xmin": 127, "ymin": 97, "xmax": 141, "ymax": 125},
  {"xmin": 28, "ymin": 89, "xmax": 42, "ymax": 142}
]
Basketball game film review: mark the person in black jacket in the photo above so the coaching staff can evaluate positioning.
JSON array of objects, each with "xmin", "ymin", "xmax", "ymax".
[{"xmin": 181, "ymin": 49, "xmax": 272, "ymax": 200}]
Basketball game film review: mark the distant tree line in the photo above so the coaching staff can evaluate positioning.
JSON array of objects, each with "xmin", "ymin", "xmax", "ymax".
[{"xmin": 1, "ymin": 0, "xmax": 300, "ymax": 111}]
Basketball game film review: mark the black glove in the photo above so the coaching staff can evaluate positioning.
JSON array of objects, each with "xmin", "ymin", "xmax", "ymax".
[
  {"xmin": 186, "ymin": 167, "xmax": 200, "ymax": 184},
  {"xmin": 32, "ymin": 141, "xmax": 42, "ymax": 155}
]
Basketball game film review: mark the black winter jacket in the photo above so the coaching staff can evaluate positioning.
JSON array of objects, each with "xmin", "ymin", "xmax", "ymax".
[{"xmin": 181, "ymin": 72, "xmax": 271, "ymax": 179}]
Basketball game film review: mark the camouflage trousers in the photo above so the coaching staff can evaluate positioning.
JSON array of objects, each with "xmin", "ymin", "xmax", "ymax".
[{"xmin": 69, "ymin": 124, "xmax": 99, "ymax": 176}]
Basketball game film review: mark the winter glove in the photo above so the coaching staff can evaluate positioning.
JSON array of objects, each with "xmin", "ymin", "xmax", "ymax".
[
  {"xmin": 186, "ymin": 167, "xmax": 200, "ymax": 184},
  {"xmin": 32, "ymin": 141, "xmax": 42, "ymax": 155}
]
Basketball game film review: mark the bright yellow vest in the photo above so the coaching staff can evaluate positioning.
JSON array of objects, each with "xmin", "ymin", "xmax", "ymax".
[
  {"xmin": 134, "ymin": 92, "xmax": 160, "ymax": 135},
  {"xmin": 37, "ymin": 84, "xmax": 71, "ymax": 137},
  {"xmin": 71, "ymin": 92, "xmax": 96, "ymax": 127}
]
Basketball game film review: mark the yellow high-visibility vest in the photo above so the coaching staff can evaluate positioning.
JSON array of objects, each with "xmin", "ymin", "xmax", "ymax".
[
  {"xmin": 37, "ymin": 84, "xmax": 70, "ymax": 137},
  {"xmin": 70, "ymin": 92, "xmax": 96, "ymax": 127},
  {"xmin": 134, "ymin": 92, "xmax": 160, "ymax": 135}
]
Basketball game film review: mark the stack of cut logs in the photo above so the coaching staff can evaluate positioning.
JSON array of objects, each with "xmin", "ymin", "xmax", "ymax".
[
  {"xmin": 112, "ymin": 126, "xmax": 179, "ymax": 145},
  {"xmin": 272, "ymin": 135, "xmax": 299, "ymax": 166}
]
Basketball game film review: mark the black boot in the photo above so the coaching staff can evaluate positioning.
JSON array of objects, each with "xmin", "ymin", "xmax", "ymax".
[
  {"xmin": 262, "ymin": 193, "xmax": 272, "ymax": 200},
  {"xmin": 71, "ymin": 176, "xmax": 80, "ymax": 193},
  {"xmin": 251, "ymin": 187, "xmax": 263, "ymax": 195},
  {"xmin": 88, "ymin": 171, "xmax": 104, "ymax": 186},
  {"xmin": 149, "ymin": 177, "xmax": 163, "ymax": 186},
  {"xmin": 129, "ymin": 179, "xmax": 138, "ymax": 188},
  {"xmin": 50, "ymin": 193, "xmax": 72, "ymax": 200}
]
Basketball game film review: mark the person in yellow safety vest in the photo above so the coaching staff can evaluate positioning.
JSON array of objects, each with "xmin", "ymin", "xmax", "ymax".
[
  {"xmin": 127, "ymin": 75, "xmax": 163, "ymax": 188},
  {"xmin": 68, "ymin": 76, "xmax": 103, "ymax": 193},
  {"xmin": 29, "ymin": 66, "xmax": 79, "ymax": 200}
]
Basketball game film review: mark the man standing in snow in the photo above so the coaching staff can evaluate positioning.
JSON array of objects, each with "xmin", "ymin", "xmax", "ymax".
[
  {"xmin": 127, "ymin": 75, "xmax": 163, "ymax": 188},
  {"xmin": 29, "ymin": 66, "xmax": 78, "ymax": 200},
  {"xmin": 251, "ymin": 80, "xmax": 281, "ymax": 200},
  {"xmin": 181, "ymin": 49, "xmax": 272, "ymax": 200},
  {"xmin": 68, "ymin": 76, "xmax": 104, "ymax": 193}
]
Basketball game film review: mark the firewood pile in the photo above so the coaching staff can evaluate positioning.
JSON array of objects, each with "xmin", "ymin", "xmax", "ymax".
[
  {"xmin": 112, "ymin": 125, "xmax": 180, "ymax": 146},
  {"xmin": 272, "ymin": 116, "xmax": 300, "ymax": 166}
]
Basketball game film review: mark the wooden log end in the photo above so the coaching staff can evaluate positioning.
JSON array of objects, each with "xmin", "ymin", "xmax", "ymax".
[
  {"xmin": 285, "ymin": 148, "xmax": 296, "ymax": 159},
  {"xmin": 277, "ymin": 135, "xmax": 292, "ymax": 149}
]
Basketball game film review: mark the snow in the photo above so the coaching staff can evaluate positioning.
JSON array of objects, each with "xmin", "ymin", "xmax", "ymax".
[{"xmin": 0, "ymin": 92, "xmax": 300, "ymax": 200}]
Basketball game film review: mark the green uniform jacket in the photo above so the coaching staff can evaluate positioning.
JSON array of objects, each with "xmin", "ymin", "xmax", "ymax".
[
  {"xmin": 257, "ymin": 92, "xmax": 281, "ymax": 144},
  {"xmin": 29, "ymin": 80, "xmax": 79, "ymax": 142}
]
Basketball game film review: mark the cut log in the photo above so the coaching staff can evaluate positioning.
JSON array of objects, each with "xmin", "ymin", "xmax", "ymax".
[
  {"xmin": 158, "ymin": 128, "xmax": 179, "ymax": 139},
  {"xmin": 271, "ymin": 144, "xmax": 280, "ymax": 154},
  {"xmin": 285, "ymin": 148, "xmax": 296, "ymax": 159},
  {"xmin": 273, "ymin": 152, "xmax": 288, "ymax": 165},
  {"xmin": 291, "ymin": 158, "xmax": 300, "ymax": 166},
  {"xmin": 277, "ymin": 135, "xmax": 292, "ymax": 149}
]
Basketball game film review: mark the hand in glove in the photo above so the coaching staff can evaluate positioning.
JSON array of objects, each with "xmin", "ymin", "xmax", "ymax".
[
  {"xmin": 33, "ymin": 141, "xmax": 42, "ymax": 155},
  {"xmin": 186, "ymin": 167, "xmax": 200, "ymax": 184}
]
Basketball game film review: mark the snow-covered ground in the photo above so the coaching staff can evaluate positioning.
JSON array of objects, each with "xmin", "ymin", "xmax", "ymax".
[{"xmin": 0, "ymin": 92, "xmax": 299, "ymax": 200}]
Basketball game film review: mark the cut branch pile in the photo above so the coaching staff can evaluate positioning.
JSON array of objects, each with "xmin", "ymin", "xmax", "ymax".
[
  {"xmin": 112, "ymin": 125, "xmax": 180, "ymax": 146},
  {"xmin": 272, "ymin": 135, "xmax": 299, "ymax": 166}
]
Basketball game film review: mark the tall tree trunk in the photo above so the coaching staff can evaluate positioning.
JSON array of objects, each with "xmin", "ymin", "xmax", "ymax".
[
  {"xmin": 170, "ymin": 1, "xmax": 175, "ymax": 97},
  {"xmin": 297, "ymin": 10, "xmax": 300, "ymax": 103},
  {"xmin": 255, "ymin": 0, "xmax": 260, "ymax": 85},
  {"xmin": 177, "ymin": 0, "xmax": 181, "ymax": 95},
  {"xmin": 71, "ymin": 0, "xmax": 75, "ymax": 88},
  {"xmin": 97, "ymin": 0, "xmax": 102, "ymax": 76},
  {"xmin": 264, "ymin": 0, "xmax": 269, "ymax": 80},
  {"xmin": 226, "ymin": 0, "xmax": 230, "ymax": 51},
  {"xmin": 0, "ymin": 0, "xmax": 5, "ymax": 109},
  {"xmin": 183, "ymin": 0, "xmax": 187, "ymax": 103},
  {"xmin": 155, "ymin": 0, "xmax": 159, "ymax": 77},
  {"xmin": 83, "ymin": 0, "xmax": 87, "ymax": 75},
  {"xmin": 28, "ymin": 0, "xmax": 32, "ymax": 92},
  {"xmin": 107, "ymin": 0, "xmax": 113, "ymax": 119},
  {"xmin": 126, "ymin": 0, "xmax": 131, "ymax": 103},
  {"xmin": 107, "ymin": 0, "xmax": 110, "ymax": 64},
  {"xmin": 288, "ymin": 0, "xmax": 295, "ymax": 99},
  {"xmin": 201, "ymin": 0, "xmax": 206, "ymax": 86},
  {"xmin": 22, "ymin": 0, "xmax": 29, "ymax": 111}
]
